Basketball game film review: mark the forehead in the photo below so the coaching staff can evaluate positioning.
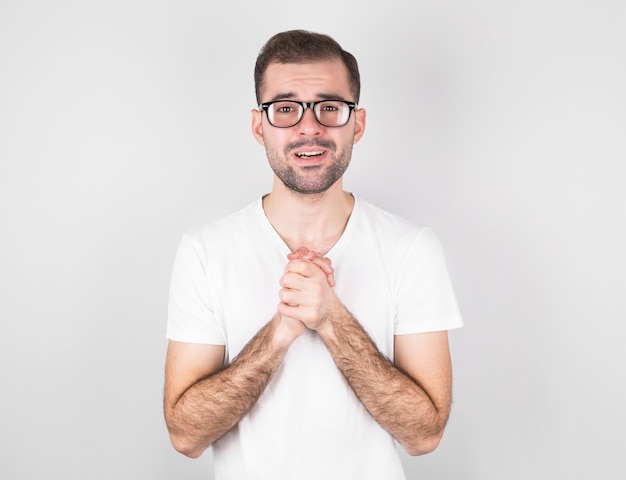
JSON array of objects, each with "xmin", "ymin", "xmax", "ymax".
[{"xmin": 261, "ymin": 59, "xmax": 352, "ymax": 102}]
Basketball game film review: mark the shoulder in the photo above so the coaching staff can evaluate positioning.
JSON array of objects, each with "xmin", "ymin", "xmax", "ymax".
[
  {"xmin": 172, "ymin": 199, "xmax": 266, "ymax": 270},
  {"xmin": 182, "ymin": 198, "xmax": 262, "ymax": 249},
  {"xmin": 352, "ymin": 197, "xmax": 446, "ymax": 262},
  {"xmin": 353, "ymin": 197, "xmax": 429, "ymax": 242},
  {"xmin": 355, "ymin": 198, "xmax": 420, "ymax": 231}
]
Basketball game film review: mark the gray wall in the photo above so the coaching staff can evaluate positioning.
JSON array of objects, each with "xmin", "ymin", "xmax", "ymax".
[{"xmin": 1, "ymin": 1, "xmax": 624, "ymax": 478}]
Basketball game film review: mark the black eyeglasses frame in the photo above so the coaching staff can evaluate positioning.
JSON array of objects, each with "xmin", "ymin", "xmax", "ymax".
[{"xmin": 258, "ymin": 100, "xmax": 358, "ymax": 128}]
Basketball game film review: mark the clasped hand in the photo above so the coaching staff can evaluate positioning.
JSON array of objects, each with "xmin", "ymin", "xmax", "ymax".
[{"xmin": 277, "ymin": 246, "xmax": 339, "ymax": 333}]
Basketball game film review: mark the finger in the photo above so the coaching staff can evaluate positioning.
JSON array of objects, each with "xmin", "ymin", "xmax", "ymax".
[
  {"xmin": 284, "ymin": 258, "xmax": 317, "ymax": 276},
  {"xmin": 278, "ymin": 287, "xmax": 299, "ymax": 306},
  {"xmin": 287, "ymin": 246, "xmax": 311, "ymax": 260},
  {"xmin": 307, "ymin": 254, "xmax": 334, "ymax": 274},
  {"xmin": 278, "ymin": 301, "xmax": 301, "ymax": 320},
  {"xmin": 287, "ymin": 251, "xmax": 333, "ymax": 274},
  {"xmin": 286, "ymin": 249, "xmax": 336, "ymax": 287},
  {"xmin": 279, "ymin": 275, "xmax": 297, "ymax": 293},
  {"xmin": 303, "ymin": 254, "xmax": 336, "ymax": 287}
]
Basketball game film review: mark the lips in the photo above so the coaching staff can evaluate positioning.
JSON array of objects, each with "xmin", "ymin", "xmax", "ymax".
[
  {"xmin": 287, "ymin": 139, "xmax": 335, "ymax": 154},
  {"xmin": 295, "ymin": 150, "xmax": 324, "ymax": 158},
  {"xmin": 287, "ymin": 140, "xmax": 334, "ymax": 165},
  {"xmin": 291, "ymin": 149, "xmax": 327, "ymax": 167}
]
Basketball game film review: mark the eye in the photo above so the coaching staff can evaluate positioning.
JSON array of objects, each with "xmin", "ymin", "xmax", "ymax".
[
  {"xmin": 320, "ymin": 103, "xmax": 340, "ymax": 112},
  {"xmin": 273, "ymin": 102, "xmax": 299, "ymax": 115}
]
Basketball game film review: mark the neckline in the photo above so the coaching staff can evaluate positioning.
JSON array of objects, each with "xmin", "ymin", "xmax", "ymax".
[{"xmin": 255, "ymin": 195, "xmax": 359, "ymax": 262}]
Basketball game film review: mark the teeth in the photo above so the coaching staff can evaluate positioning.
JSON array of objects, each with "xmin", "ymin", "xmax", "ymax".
[{"xmin": 296, "ymin": 151, "xmax": 323, "ymax": 158}]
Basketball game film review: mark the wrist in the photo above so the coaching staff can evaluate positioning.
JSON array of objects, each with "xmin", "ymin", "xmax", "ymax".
[
  {"xmin": 315, "ymin": 306, "xmax": 346, "ymax": 343},
  {"xmin": 271, "ymin": 314, "xmax": 304, "ymax": 349}
]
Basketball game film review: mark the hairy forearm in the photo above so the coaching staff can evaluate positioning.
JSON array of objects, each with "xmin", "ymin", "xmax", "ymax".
[
  {"xmin": 318, "ymin": 309, "xmax": 449, "ymax": 455},
  {"xmin": 166, "ymin": 317, "xmax": 291, "ymax": 457}
]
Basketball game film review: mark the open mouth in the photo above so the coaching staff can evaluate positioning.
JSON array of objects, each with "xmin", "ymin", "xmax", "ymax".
[{"xmin": 295, "ymin": 151, "xmax": 324, "ymax": 158}]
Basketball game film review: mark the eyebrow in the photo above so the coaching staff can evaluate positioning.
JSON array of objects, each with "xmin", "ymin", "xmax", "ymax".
[{"xmin": 267, "ymin": 92, "xmax": 350, "ymax": 102}]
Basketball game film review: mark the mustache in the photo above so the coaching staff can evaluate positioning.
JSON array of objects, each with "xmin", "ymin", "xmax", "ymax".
[{"xmin": 285, "ymin": 139, "xmax": 336, "ymax": 152}]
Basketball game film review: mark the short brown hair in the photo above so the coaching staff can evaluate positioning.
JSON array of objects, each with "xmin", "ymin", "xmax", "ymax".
[{"xmin": 254, "ymin": 30, "xmax": 361, "ymax": 105}]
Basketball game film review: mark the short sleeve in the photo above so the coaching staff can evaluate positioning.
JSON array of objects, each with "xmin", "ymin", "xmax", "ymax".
[
  {"xmin": 394, "ymin": 228, "xmax": 463, "ymax": 334},
  {"xmin": 166, "ymin": 233, "xmax": 226, "ymax": 344}
]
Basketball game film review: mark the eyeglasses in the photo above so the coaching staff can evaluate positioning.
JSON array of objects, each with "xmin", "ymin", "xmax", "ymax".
[{"xmin": 259, "ymin": 100, "xmax": 357, "ymax": 128}]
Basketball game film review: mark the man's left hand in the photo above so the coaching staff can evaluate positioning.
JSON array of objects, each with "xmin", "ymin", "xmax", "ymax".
[{"xmin": 278, "ymin": 247, "xmax": 341, "ymax": 331}]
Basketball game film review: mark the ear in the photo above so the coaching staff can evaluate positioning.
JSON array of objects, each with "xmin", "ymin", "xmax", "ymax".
[
  {"xmin": 251, "ymin": 108, "xmax": 265, "ymax": 146},
  {"xmin": 352, "ymin": 108, "xmax": 366, "ymax": 144}
]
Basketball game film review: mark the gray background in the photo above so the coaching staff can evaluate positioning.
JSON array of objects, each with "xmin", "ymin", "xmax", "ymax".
[{"xmin": 1, "ymin": 0, "xmax": 625, "ymax": 478}]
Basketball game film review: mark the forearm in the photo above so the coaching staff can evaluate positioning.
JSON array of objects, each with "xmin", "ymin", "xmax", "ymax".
[
  {"xmin": 165, "ymin": 316, "xmax": 293, "ymax": 457},
  {"xmin": 318, "ymin": 309, "xmax": 449, "ymax": 455}
]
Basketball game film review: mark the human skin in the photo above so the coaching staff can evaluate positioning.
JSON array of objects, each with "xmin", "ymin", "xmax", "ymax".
[
  {"xmin": 164, "ymin": 58, "xmax": 453, "ymax": 458},
  {"xmin": 279, "ymin": 248, "xmax": 452, "ymax": 455},
  {"xmin": 164, "ymin": 248, "xmax": 451, "ymax": 457}
]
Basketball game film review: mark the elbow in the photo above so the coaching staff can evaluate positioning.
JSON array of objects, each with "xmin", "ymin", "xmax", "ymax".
[
  {"xmin": 164, "ymin": 410, "xmax": 210, "ymax": 458},
  {"xmin": 169, "ymin": 433, "xmax": 208, "ymax": 459},
  {"xmin": 402, "ymin": 430, "xmax": 444, "ymax": 457}
]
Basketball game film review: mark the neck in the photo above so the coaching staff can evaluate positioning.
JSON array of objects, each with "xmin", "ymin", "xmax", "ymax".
[{"xmin": 262, "ymin": 178, "xmax": 354, "ymax": 255}]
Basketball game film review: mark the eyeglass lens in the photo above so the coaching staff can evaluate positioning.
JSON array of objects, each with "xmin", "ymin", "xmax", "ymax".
[{"xmin": 267, "ymin": 101, "xmax": 351, "ymax": 127}]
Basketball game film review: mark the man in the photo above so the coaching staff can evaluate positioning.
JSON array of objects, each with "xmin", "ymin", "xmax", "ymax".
[{"xmin": 164, "ymin": 30, "xmax": 463, "ymax": 479}]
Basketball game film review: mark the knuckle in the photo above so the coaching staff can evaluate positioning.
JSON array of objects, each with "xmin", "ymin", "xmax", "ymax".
[{"xmin": 281, "ymin": 272, "xmax": 295, "ymax": 286}]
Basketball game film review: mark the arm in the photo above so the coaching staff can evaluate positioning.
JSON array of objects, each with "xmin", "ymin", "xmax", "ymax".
[
  {"xmin": 279, "ymin": 252, "xmax": 452, "ymax": 456},
  {"xmin": 163, "ymin": 314, "xmax": 303, "ymax": 458},
  {"xmin": 321, "ymin": 319, "xmax": 452, "ymax": 456}
]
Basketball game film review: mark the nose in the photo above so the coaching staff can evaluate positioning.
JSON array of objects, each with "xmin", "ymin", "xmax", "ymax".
[{"xmin": 295, "ymin": 106, "xmax": 322, "ymax": 136}]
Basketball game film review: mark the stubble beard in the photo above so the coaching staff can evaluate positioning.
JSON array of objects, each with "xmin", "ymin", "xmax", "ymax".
[{"xmin": 266, "ymin": 139, "xmax": 353, "ymax": 196}]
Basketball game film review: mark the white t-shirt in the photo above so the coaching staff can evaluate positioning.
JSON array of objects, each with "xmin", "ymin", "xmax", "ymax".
[{"xmin": 167, "ymin": 196, "xmax": 463, "ymax": 480}]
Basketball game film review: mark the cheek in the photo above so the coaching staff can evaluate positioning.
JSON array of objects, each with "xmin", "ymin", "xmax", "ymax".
[
  {"xmin": 263, "ymin": 139, "xmax": 287, "ymax": 165},
  {"xmin": 265, "ymin": 132, "xmax": 295, "ymax": 155},
  {"xmin": 262, "ymin": 137, "xmax": 281, "ymax": 158},
  {"xmin": 335, "ymin": 132, "xmax": 356, "ymax": 152}
]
